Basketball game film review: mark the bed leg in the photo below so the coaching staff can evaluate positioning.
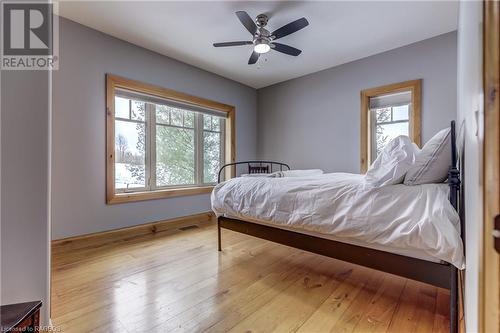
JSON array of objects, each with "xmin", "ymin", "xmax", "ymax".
[
  {"xmin": 450, "ymin": 266, "xmax": 458, "ymax": 333},
  {"xmin": 217, "ymin": 218, "xmax": 222, "ymax": 252}
]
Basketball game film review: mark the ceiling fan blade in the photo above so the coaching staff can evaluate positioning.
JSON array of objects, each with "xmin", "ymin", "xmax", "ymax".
[
  {"xmin": 213, "ymin": 41, "xmax": 253, "ymax": 47},
  {"xmin": 272, "ymin": 43, "xmax": 302, "ymax": 56},
  {"xmin": 236, "ymin": 11, "xmax": 257, "ymax": 35},
  {"xmin": 248, "ymin": 51, "xmax": 260, "ymax": 65},
  {"xmin": 271, "ymin": 17, "xmax": 309, "ymax": 40}
]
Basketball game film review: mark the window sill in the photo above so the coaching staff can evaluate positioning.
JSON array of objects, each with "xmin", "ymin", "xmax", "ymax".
[{"xmin": 107, "ymin": 186, "xmax": 214, "ymax": 204}]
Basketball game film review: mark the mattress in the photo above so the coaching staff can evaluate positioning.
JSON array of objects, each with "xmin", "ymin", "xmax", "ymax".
[{"xmin": 211, "ymin": 172, "xmax": 465, "ymax": 269}]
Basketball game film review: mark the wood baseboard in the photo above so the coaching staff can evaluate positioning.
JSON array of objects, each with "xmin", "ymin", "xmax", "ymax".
[
  {"xmin": 52, "ymin": 211, "xmax": 215, "ymax": 251},
  {"xmin": 459, "ymin": 269, "xmax": 465, "ymax": 333}
]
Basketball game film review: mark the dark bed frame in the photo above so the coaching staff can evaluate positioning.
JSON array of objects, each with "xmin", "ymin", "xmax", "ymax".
[{"xmin": 216, "ymin": 121, "xmax": 463, "ymax": 333}]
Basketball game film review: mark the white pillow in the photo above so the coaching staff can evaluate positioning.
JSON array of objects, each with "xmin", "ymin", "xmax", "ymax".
[
  {"xmin": 404, "ymin": 128, "xmax": 451, "ymax": 185},
  {"xmin": 364, "ymin": 135, "xmax": 419, "ymax": 187}
]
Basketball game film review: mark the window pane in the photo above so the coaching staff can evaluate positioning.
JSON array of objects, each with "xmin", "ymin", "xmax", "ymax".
[
  {"xmin": 203, "ymin": 131, "xmax": 221, "ymax": 183},
  {"xmin": 156, "ymin": 125, "xmax": 195, "ymax": 186},
  {"xmin": 115, "ymin": 120, "xmax": 146, "ymax": 190},
  {"xmin": 115, "ymin": 96, "xmax": 129, "ymax": 119},
  {"xmin": 376, "ymin": 122, "xmax": 409, "ymax": 156},
  {"xmin": 212, "ymin": 117, "xmax": 221, "ymax": 132},
  {"xmin": 393, "ymin": 104, "xmax": 409, "ymax": 121},
  {"xmin": 203, "ymin": 115, "xmax": 212, "ymax": 130},
  {"xmin": 131, "ymin": 100, "xmax": 146, "ymax": 121},
  {"xmin": 171, "ymin": 109, "xmax": 183, "ymax": 126},
  {"xmin": 156, "ymin": 104, "xmax": 171, "ymax": 124},
  {"xmin": 375, "ymin": 107, "xmax": 392, "ymax": 123},
  {"xmin": 184, "ymin": 112, "xmax": 194, "ymax": 128}
]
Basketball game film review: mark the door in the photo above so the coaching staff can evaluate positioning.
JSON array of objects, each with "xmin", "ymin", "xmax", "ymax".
[{"xmin": 483, "ymin": 2, "xmax": 500, "ymax": 332}]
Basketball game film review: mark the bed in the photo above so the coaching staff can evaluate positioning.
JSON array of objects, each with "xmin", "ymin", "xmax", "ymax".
[{"xmin": 212, "ymin": 121, "xmax": 463, "ymax": 333}]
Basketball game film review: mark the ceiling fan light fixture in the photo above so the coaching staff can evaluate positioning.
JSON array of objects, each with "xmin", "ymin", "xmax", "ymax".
[{"xmin": 254, "ymin": 42, "xmax": 271, "ymax": 54}]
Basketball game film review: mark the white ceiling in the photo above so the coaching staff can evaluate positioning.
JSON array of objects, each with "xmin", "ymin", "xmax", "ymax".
[{"xmin": 58, "ymin": 1, "xmax": 459, "ymax": 89}]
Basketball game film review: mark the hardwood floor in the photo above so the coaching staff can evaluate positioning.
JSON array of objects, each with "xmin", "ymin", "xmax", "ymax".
[{"xmin": 51, "ymin": 222, "xmax": 450, "ymax": 333}]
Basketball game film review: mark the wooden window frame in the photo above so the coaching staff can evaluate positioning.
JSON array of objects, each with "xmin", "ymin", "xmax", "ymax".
[
  {"xmin": 360, "ymin": 79, "xmax": 422, "ymax": 173},
  {"xmin": 106, "ymin": 74, "xmax": 235, "ymax": 204}
]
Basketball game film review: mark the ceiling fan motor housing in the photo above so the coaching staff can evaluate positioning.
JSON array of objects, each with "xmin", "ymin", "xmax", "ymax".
[
  {"xmin": 254, "ymin": 37, "xmax": 270, "ymax": 46},
  {"xmin": 255, "ymin": 14, "xmax": 272, "ymax": 42},
  {"xmin": 256, "ymin": 14, "xmax": 269, "ymax": 28}
]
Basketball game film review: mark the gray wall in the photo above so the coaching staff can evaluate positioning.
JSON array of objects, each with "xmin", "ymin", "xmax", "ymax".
[
  {"xmin": 257, "ymin": 32, "xmax": 457, "ymax": 173},
  {"xmin": 52, "ymin": 18, "xmax": 257, "ymax": 239},
  {"xmin": 52, "ymin": 19, "xmax": 457, "ymax": 239},
  {"xmin": 1, "ymin": 71, "xmax": 50, "ymax": 323}
]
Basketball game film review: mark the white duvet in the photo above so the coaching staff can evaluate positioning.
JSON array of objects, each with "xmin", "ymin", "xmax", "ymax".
[{"xmin": 211, "ymin": 173, "xmax": 464, "ymax": 269}]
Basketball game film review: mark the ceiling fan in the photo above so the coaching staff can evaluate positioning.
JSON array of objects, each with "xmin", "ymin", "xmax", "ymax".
[{"xmin": 213, "ymin": 11, "xmax": 309, "ymax": 65}]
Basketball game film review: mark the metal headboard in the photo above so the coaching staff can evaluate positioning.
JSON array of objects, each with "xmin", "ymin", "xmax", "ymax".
[
  {"xmin": 217, "ymin": 161, "xmax": 291, "ymax": 183},
  {"xmin": 448, "ymin": 120, "xmax": 463, "ymax": 243}
]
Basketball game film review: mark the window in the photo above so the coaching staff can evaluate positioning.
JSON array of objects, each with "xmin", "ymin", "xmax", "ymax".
[
  {"xmin": 360, "ymin": 80, "xmax": 421, "ymax": 172},
  {"xmin": 106, "ymin": 74, "xmax": 235, "ymax": 204},
  {"xmin": 370, "ymin": 93, "xmax": 411, "ymax": 160}
]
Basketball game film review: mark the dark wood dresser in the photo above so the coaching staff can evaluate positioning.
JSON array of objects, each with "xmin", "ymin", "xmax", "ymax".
[{"xmin": 0, "ymin": 301, "xmax": 42, "ymax": 332}]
